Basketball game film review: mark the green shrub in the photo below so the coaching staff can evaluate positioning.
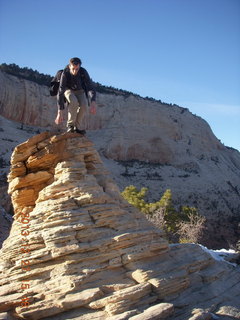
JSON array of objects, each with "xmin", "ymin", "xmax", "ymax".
[{"xmin": 121, "ymin": 185, "xmax": 205, "ymax": 243}]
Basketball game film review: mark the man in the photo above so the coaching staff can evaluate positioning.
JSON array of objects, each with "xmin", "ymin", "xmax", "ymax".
[{"xmin": 55, "ymin": 57, "xmax": 97, "ymax": 134}]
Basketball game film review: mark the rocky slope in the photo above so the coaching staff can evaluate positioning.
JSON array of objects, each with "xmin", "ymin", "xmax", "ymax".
[
  {"xmin": 0, "ymin": 132, "xmax": 239, "ymax": 320},
  {"xmin": 0, "ymin": 70, "xmax": 240, "ymax": 249}
]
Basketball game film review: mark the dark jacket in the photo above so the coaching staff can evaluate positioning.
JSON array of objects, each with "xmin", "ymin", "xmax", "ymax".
[{"xmin": 57, "ymin": 66, "xmax": 96, "ymax": 110}]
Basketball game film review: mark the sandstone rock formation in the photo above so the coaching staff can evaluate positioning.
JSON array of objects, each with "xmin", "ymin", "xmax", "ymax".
[
  {"xmin": 0, "ymin": 70, "xmax": 240, "ymax": 248},
  {"xmin": 0, "ymin": 132, "xmax": 239, "ymax": 320}
]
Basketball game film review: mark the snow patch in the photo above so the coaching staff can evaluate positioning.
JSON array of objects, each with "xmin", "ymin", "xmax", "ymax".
[{"xmin": 199, "ymin": 244, "xmax": 238, "ymax": 267}]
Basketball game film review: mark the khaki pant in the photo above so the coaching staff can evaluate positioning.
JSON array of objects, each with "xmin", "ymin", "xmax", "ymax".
[{"xmin": 64, "ymin": 89, "xmax": 87, "ymax": 129}]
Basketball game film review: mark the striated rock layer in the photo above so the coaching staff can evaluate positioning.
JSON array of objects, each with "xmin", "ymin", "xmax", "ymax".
[
  {"xmin": 1, "ymin": 70, "xmax": 240, "ymax": 248},
  {"xmin": 0, "ymin": 132, "xmax": 239, "ymax": 320}
]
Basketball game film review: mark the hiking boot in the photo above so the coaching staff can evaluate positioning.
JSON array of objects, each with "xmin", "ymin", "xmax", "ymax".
[
  {"xmin": 75, "ymin": 128, "xmax": 86, "ymax": 135},
  {"xmin": 67, "ymin": 126, "xmax": 74, "ymax": 133}
]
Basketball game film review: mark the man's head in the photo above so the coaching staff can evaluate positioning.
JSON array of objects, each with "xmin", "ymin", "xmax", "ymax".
[{"xmin": 69, "ymin": 57, "xmax": 82, "ymax": 75}]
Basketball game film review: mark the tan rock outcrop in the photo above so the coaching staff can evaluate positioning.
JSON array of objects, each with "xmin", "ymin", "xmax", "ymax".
[
  {"xmin": 1, "ymin": 71, "xmax": 240, "ymax": 249},
  {"xmin": 0, "ymin": 132, "xmax": 239, "ymax": 320}
]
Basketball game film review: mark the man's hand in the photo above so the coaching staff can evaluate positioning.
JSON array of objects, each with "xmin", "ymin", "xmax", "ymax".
[
  {"xmin": 89, "ymin": 101, "xmax": 97, "ymax": 115},
  {"xmin": 55, "ymin": 110, "xmax": 64, "ymax": 124}
]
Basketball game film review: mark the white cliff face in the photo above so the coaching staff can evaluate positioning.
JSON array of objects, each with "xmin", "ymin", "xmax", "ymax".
[
  {"xmin": 0, "ymin": 71, "xmax": 59, "ymax": 127},
  {"xmin": 0, "ymin": 70, "xmax": 224, "ymax": 164},
  {"xmin": 0, "ymin": 70, "xmax": 230, "ymax": 163},
  {"xmin": 0, "ymin": 70, "xmax": 240, "ymax": 249},
  {"xmin": 86, "ymin": 93, "xmax": 225, "ymax": 163}
]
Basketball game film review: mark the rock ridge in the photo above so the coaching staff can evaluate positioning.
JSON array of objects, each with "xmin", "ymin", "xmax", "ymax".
[
  {"xmin": 0, "ymin": 132, "xmax": 239, "ymax": 320},
  {"xmin": 0, "ymin": 70, "xmax": 240, "ymax": 248}
]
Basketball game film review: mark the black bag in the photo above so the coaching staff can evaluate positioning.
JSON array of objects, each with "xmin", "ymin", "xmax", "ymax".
[{"xmin": 49, "ymin": 69, "xmax": 63, "ymax": 96}]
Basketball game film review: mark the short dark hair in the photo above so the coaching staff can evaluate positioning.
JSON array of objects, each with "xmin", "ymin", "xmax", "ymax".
[{"xmin": 69, "ymin": 57, "xmax": 82, "ymax": 65}]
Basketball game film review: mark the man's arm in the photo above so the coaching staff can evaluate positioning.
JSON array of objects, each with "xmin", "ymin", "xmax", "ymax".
[
  {"xmin": 57, "ymin": 72, "xmax": 67, "ymax": 110},
  {"xmin": 81, "ymin": 68, "xmax": 97, "ymax": 114},
  {"xmin": 81, "ymin": 68, "xmax": 96, "ymax": 102},
  {"xmin": 55, "ymin": 72, "xmax": 67, "ymax": 124},
  {"xmin": 55, "ymin": 110, "xmax": 64, "ymax": 124}
]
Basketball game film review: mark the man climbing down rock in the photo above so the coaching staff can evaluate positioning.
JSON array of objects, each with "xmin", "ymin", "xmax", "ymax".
[{"xmin": 55, "ymin": 57, "xmax": 97, "ymax": 134}]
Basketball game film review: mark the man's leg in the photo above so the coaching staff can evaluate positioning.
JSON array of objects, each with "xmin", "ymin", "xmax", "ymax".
[
  {"xmin": 74, "ymin": 90, "xmax": 88, "ymax": 130},
  {"xmin": 64, "ymin": 89, "xmax": 79, "ymax": 130}
]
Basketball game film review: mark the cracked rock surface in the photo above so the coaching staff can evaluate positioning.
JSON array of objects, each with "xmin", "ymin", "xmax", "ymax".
[{"xmin": 0, "ymin": 132, "xmax": 239, "ymax": 320}]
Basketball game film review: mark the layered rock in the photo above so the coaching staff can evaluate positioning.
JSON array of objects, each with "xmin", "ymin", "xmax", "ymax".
[
  {"xmin": 0, "ymin": 132, "xmax": 239, "ymax": 320},
  {"xmin": 0, "ymin": 70, "xmax": 240, "ymax": 248}
]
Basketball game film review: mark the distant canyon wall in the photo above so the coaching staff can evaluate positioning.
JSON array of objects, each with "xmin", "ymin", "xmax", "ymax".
[
  {"xmin": 0, "ymin": 71, "xmax": 55, "ymax": 127},
  {"xmin": 0, "ymin": 70, "xmax": 227, "ymax": 165}
]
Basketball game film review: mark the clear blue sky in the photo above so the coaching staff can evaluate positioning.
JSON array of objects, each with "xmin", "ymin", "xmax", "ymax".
[{"xmin": 0, "ymin": 0, "xmax": 239, "ymax": 151}]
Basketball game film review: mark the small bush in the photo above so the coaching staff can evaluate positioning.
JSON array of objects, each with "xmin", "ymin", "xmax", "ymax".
[
  {"xmin": 177, "ymin": 212, "xmax": 206, "ymax": 244},
  {"xmin": 146, "ymin": 207, "xmax": 166, "ymax": 230}
]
